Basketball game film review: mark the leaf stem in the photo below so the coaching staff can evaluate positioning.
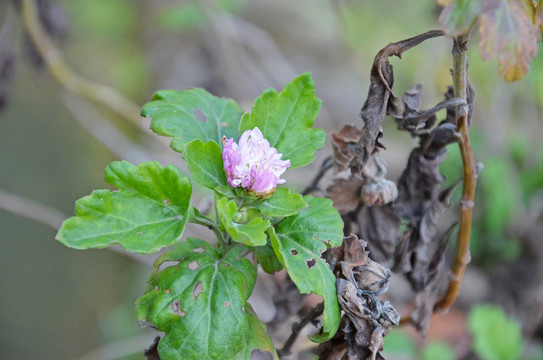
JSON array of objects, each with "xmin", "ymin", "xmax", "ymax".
[
  {"xmin": 189, "ymin": 206, "xmax": 227, "ymax": 245},
  {"xmin": 434, "ymin": 32, "xmax": 478, "ymax": 312}
]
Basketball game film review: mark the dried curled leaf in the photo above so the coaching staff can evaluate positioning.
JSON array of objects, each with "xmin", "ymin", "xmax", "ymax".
[
  {"xmin": 410, "ymin": 225, "xmax": 456, "ymax": 335},
  {"xmin": 355, "ymin": 205, "xmax": 401, "ymax": 263},
  {"xmin": 479, "ymin": 0, "xmax": 540, "ymax": 81},
  {"xmin": 394, "ymin": 183, "xmax": 458, "ymax": 291},
  {"xmin": 361, "ymin": 179, "xmax": 398, "ymax": 207},
  {"xmin": 331, "ymin": 125, "xmax": 364, "ymax": 173},
  {"xmin": 350, "ymin": 30, "xmax": 444, "ymax": 175},
  {"xmin": 328, "ymin": 178, "xmax": 363, "ymax": 215},
  {"xmin": 321, "ymin": 235, "xmax": 399, "ymax": 360}
]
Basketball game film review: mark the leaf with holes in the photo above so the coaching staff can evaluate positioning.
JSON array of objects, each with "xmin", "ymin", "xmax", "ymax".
[
  {"xmin": 184, "ymin": 139, "xmax": 227, "ymax": 190},
  {"xmin": 270, "ymin": 196, "xmax": 344, "ymax": 342},
  {"xmin": 136, "ymin": 240, "xmax": 257, "ymax": 360},
  {"xmin": 56, "ymin": 161, "xmax": 191, "ymax": 254},
  {"xmin": 234, "ymin": 304, "xmax": 279, "ymax": 360},
  {"xmin": 250, "ymin": 187, "xmax": 308, "ymax": 217},
  {"xmin": 142, "ymin": 88, "xmax": 244, "ymax": 152},
  {"xmin": 216, "ymin": 197, "xmax": 270, "ymax": 246},
  {"xmin": 239, "ymin": 73, "xmax": 326, "ymax": 168},
  {"xmin": 479, "ymin": 0, "xmax": 540, "ymax": 81}
]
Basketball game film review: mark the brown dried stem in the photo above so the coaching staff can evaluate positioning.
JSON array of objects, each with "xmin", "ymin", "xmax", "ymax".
[
  {"xmin": 277, "ymin": 302, "xmax": 324, "ymax": 357},
  {"xmin": 19, "ymin": 0, "xmax": 141, "ymax": 125},
  {"xmin": 434, "ymin": 32, "xmax": 477, "ymax": 312}
]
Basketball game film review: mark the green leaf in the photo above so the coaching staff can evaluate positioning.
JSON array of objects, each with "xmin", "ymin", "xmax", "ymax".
[
  {"xmin": 254, "ymin": 240, "xmax": 284, "ymax": 274},
  {"xmin": 56, "ymin": 161, "xmax": 192, "ymax": 254},
  {"xmin": 479, "ymin": 0, "xmax": 540, "ymax": 81},
  {"xmin": 250, "ymin": 187, "xmax": 308, "ymax": 217},
  {"xmin": 423, "ymin": 342, "xmax": 456, "ymax": 360},
  {"xmin": 481, "ymin": 157, "xmax": 519, "ymax": 235},
  {"xmin": 468, "ymin": 304, "xmax": 523, "ymax": 360},
  {"xmin": 439, "ymin": 0, "xmax": 485, "ymax": 37},
  {"xmin": 214, "ymin": 185, "xmax": 243, "ymax": 199},
  {"xmin": 142, "ymin": 88, "xmax": 244, "ymax": 152},
  {"xmin": 136, "ymin": 241, "xmax": 257, "ymax": 360},
  {"xmin": 184, "ymin": 139, "xmax": 227, "ymax": 189},
  {"xmin": 382, "ymin": 329, "xmax": 416, "ymax": 357},
  {"xmin": 239, "ymin": 73, "xmax": 326, "ymax": 168},
  {"xmin": 270, "ymin": 196, "xmax": 344, "ymax": 342},
  {"xmin": 234, "ymin": 304, "xmax": 279, "ymax": 360},
  {"xmin": 216, "ymin": 197, "xmax": 270, "ymax": 246},
  {"xmin": 153, "ymin": 237, "xmax": 215, "ymax": 270}
]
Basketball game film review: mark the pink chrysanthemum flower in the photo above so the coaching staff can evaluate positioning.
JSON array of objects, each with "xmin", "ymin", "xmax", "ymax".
[{"xmin": 222, "ymin": 127, "xmax": 291, "ymax": 198}]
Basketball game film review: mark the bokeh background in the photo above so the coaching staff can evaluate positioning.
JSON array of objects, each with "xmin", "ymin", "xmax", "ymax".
[{"xmin": 1, "ymin": 0, "xmax": 542, "ymax": 359}]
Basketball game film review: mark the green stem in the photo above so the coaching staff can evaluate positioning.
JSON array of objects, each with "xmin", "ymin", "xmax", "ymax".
[{"xmin": 189, "ymin": 206, "xmax": 227, "ymax": 245}]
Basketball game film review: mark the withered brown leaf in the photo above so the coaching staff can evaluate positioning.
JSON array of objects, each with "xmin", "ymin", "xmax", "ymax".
[
  {"xmin": 350, "ymin": 30, "xmax": 444, "ymax": 175},
  {"xmin": 323, "ymin": 235, "xmax": 399, "ymax": 360}
]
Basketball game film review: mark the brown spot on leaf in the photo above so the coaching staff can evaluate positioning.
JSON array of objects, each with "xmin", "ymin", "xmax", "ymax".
[
  {"xmin": 137, "ymin": 232, "xmax": 143, "ymax": 235},
  {"xmin": 169, "ymin": 299, "xmax": 186, "ymax": 317},
  {"xmin": 188, "ymin": 261, "xmax": 200, "ymax": 270},
  {"xmin": 193, "ymin": 247, "xmax": 205, "ymax": 253},
  {"xmin": 194, "ymin": 108, "xmax": 207, "ymax": 122},
  {"xmin": 291, "ymin": 249, "xmax": 299, "ymax": 256},
  {"xmin": 225, "ymin": 301, "xmax": 230, "ymax": 307},
  {"xmin": 165, "ymin": 289, "xmax": 171, "ymax": 294},
  {"xmin": 193, "ymin": 281, "xmax": 204, "ymax": 300},
  {"xmin": 306, "ymin": 258, "xmax": 316, "ymax": 269}
]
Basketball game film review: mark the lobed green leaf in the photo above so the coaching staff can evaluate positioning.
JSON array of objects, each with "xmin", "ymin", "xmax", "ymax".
[
  {"xmin": 184, "ymin": 139, "xmax": 227, "ymax": 189},
  {"xmin": 56, "ymin": 161, "xmax": 192, "ymax": 254},
  {"xmin": 136, "ymin": 241, "xmax": 257, "ymax": 360},
  {"xmin": 270, "ymin": 196, "xmax": 344, "ymax": 342},
  {"xmin": 239, "ymin": 73, "xmax": 326, "ymax": 168},
  {"xmin": 142, "ymin": 88, "xmax": 244, "ymax": 152},
  {"xmin": 250, "ymin": 187, "xmax": 308, "ymax": 217},
  {"xmin": 234, "ymin": 304, "xmax": 279, "ymax": 360},
  {"xmin": 216, "ymin": 197, "xmax": 270, "ymax": 246}
]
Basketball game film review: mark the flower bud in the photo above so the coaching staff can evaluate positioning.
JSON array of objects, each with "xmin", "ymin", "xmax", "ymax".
[
  {"xmin": 222, "ymin": 127, "xmax": 291, "ymax": 198},
  {"xmin": 361, "ymin": 179, "xmax": 398, "ymax": 206}
]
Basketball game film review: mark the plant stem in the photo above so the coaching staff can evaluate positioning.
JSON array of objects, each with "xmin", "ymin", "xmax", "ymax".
[
  {"xmin": 19, "ymin": 0, "xmax": 141, "ymax": 125},
  {"xmin": 189, "ymin": 206, "xmax": 227, "ymax": 245},
  {"xmin": 277, "ymin": 303, "xmax": 324, "ymax": 357},
  {"xmin": 434, "ymin": 32, "xmax": 477, "ymax": 312}
]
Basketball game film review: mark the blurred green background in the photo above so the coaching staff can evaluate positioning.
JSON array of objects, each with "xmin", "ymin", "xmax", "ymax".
[{"xmin": 1, "ymin": 0, "xmax": 542, "ymax": 359}]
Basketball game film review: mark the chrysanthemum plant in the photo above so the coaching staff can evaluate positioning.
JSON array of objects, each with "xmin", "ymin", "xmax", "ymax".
[{"xmin": 56, "ymin": 73, "xmax": 344, "ymax": 359}]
